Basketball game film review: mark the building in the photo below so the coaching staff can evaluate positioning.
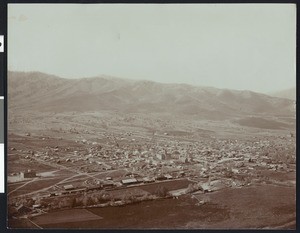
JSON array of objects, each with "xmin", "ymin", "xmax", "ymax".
[
  {"xmin": 200, "ymin": 183, "xmax": 211, "ymax": 193},
  {"xmin": 32, "ymin": 204, "xmax": 41, "ymax": 209},
  {"xmin": 143, "ymin": 177, "xmax": 155, "ymax": 183},
  {"xmin": 178, "ymin": 156, "xmax": 188, "ymax": 164},
  {"xmin": 102, "ymin": 183, "xmax": 115, "ymax": 189},
  {"xmin": 156, "ymin": 154, "xmax": 166, "ymax": 160},
  {"xmin": 63, "ymin": 184, "xmax": 74, "ymax": 191},
  {"xmin": 121, "ymin": 178, "xmax": 138, "ymax": 185},
  {"xmin": 156, "ymin": 176, "xmax": 167, "ymax": 181},
  {"xmin": 164, "ymin": 174, "xmax": 173, "ymax": 179},
  {"xmin": 171, "ymin": 150, "xmax": 181, "ymax": 159},
  {"xmin": 20, "ymin": 170, "xmax": 36, "ymax": 179}
]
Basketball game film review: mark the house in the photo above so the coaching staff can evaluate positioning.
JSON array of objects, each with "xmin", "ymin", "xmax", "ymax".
[
  {"xmin": 232, "ymin": 168, "xmax": 239, "ymax": 174},
  {"xmin": 102, "ymin": 183, "xmax": 115, "ymax": 189},
  {"xmin": 121, "ymin": 178, "xmax": 138, "ymax": 185},
  {"xmin": 164, "ymin": 174, "xmax": 173, "ymax": 179},
  {"xmin": 156, "ymin": 176, "xmax": 167, "ymax": 181},
  {"xmin": 20, "ymin": 170, "xmax": 36, "ymax": 179},
  {"xmin": 209, "ymin": 180, "xmax": 226, "ymax": 191},
  {"xmin": 156, "ymin": 154, "xmax": 166, "ymax": 160},
  {"xmin": 104, "ymin": 165, "xmax": 112, "ymax": 170},
  {"xmin": 179, "ymin": 171, "xmax": 185, "ymax": 177},
  {"xmin": 178, "ymin": 156, "xmax": 188, "ymax": 164},
  {"xmin": 32, "ymin": 204, "xmax": 41, "ymax": 209},
  {"xmin": 171, "ymin": 152, "xmax": 180, "ymax": 159},
  {"xmin": 143, "ymin": 177, "xmax": 155, "ymax": 183},
  {"xmin": 200, "ymin": 183, "xmax": 211, "ymax": 193},
  {"xmin": 63, "ymin": 184, "xmax": 74, "ymax": 191}
]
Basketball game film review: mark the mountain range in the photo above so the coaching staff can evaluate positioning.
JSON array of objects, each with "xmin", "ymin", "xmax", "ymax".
[
  {"xmin": 269, "ymin": 87, "xmax": 296, "ymax": 100},
  {"xmin": 8, "ymin": 71, "xmax": 295, "ymax": 120}
]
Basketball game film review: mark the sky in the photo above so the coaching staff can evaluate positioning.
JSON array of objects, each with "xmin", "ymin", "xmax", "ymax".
[{"xmin": 8, "ymin": 4, "xmax": 296, "ymax": 93}]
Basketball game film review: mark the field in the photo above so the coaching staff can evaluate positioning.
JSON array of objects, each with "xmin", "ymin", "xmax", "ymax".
[
  {"xmin": 30, "ymin": 197, "xmax": 228, "ymax": 229},
  {"xmin": 8, "ymin": 154, "xmax": 54, "ymax": 174},
  {"xmin": 28, "ymin": 184, "xmax": 295, "ymax": 229},
  {"xmin": 191, "ymin": 184, "xmax": 296, "ymax": 229},
  {"xmin": 8, "ymin": 177, "xmax": 66, "ymax": 197},
  {"xmin": 31, "ymin": 209, "xmax": 102, "ymax": 226}
]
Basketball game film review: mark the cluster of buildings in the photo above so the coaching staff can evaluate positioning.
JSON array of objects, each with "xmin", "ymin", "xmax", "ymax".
[
  {"xmin": 10, "ymin": 132, "xmax": 295, "ymax": 187},
  {"xmin": 8, "ymin": 131, "xmax": 295, "ymax": 216}
]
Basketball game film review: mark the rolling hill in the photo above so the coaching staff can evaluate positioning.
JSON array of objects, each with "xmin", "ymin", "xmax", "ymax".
[
  {"xmin": 269, "ymin": 87, "xmax": 296, "ymax": 100},
  {"xmin": 8, "ymin": 71, "xmax": 295, "ymax": 120}
]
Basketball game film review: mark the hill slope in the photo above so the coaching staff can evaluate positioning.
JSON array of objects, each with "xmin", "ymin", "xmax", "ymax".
[
  {"xmin": 269, "ymin": 87, "xmax": 296, "ymax": 100},
  {"xmin": 8, "ymin": 71, "xmax": 295, "ymax": 120}
]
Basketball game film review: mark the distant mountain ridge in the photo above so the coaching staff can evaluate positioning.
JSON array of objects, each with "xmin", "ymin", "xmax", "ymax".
[
  {"xmin": 8, "ymin": 71, "xmax": 295, "ymax": 119},
  {"xmin": 269, "ymin": 87, "xmax": 296, "ymax": 100}
]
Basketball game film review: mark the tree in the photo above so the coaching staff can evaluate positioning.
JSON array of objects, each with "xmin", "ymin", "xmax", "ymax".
[
  {"xmin": 70, "ymin": 197, "xmax": 76, "ymax": 208},
  {"xmin": 139, "ymin": 193, "xmax": 150, "ymax": 201},
  {"xmin": 186, "ymin": 183, "xmax": 199, "ymax": 193},
  {"xmin": 121, "ymin": 192, "xmax": 129, "ymax": 202},
  {"xmin": 121, "ymin": 191, "xmax": 134, "ymax": 202},
  {"xmin": 75, "ymin": 196, "xmax": 83, "ymax": 206},
  {"xmin": 155, "ymin": 186, "xmax": 169, "ymax": 197},
  {"xmin": 26, "ymin": 198, "xmax": 35, "ymax": 207},
  {"xmin": 82, "ymin": 196, "xmax": 93, "ymax": 206},
  {"xmin": 58, "ymin": 197, "xmax": 74, "ymax": 208}
]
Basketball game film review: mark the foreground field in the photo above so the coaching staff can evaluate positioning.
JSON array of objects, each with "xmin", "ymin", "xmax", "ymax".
[
  {"xmin": 27, "ymin": 184, "xmax": 295, "ymax": 229},
  {"xmin": 32, "ymin": 209, "xmax": 102, "ymax": 225},
  {"xmin": 190, "ymin": 184, "xmax": 296, "ymax": 229}
]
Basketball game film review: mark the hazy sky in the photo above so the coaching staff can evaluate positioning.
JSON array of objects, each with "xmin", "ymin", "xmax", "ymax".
[{"xmin": 8, "ymin": 4, "xmax": 296, "ymax": 93}]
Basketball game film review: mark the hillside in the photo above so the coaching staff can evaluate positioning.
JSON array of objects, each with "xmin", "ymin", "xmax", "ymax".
[
  {"xmin": 269, "ymin": 87, "xmax": 296, "ymax": 100},
  {"xmin": 8, "ymin": 71, "xmax": 295, "ymax": 120}
]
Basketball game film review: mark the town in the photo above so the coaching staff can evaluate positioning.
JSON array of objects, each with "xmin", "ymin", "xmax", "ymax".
[{"xmin": 7, "ymin": 125, "xmax": 296, "ymax": 225}]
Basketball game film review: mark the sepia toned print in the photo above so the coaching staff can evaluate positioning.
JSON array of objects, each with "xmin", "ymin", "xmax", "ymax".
[{"xmin": 7, "ymin": 4, "xmax": 296, "ymax": 229}]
